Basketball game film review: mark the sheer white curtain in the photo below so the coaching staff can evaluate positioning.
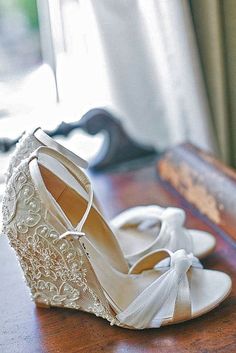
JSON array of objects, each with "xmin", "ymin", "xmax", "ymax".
[{"xmin": 59, "ymin": 0, "xmax": 216, "ymax": 152}]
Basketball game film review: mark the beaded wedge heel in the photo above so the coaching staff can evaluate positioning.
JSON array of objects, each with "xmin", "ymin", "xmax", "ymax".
[
  {"xmin": 2, "ymin": 146, "xmax": 232, "ymax": 329},
  {"xmin": 6, "ymin": 128, "xmax": 216, "ymax": 263}
]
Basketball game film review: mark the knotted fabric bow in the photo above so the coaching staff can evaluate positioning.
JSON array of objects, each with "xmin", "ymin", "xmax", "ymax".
[{"xmin": 116, "ymin": 249, "xmax": 202, "ymax": 329}]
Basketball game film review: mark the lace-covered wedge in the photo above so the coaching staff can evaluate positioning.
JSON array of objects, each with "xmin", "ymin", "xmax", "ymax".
[
  {"xmin": 6, "ymin": 128, "xmax": 216, "ymax": 263},
  {"xmin": 2, "ymin": 146, "xmax": 231, "ymax": 329}
]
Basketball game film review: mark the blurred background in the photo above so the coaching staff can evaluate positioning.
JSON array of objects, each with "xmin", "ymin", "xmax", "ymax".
[{"xmin": 1, "ymin": 0, "xmax": 236, "ymax": 188}]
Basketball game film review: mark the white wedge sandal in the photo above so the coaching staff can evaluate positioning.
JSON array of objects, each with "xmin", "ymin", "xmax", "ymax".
[
  {"xmin": 6, "ymin": 128, "xmax": 216, "ymax": 262},
  {"xmin": 2, "ymin": 146, "xmax": 231, "ymax": 329}
]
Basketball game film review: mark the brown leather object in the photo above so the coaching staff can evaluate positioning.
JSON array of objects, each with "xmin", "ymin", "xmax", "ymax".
[{"xmin": 157, "ymin": 143, "xmax": 236, "ymax": 242}]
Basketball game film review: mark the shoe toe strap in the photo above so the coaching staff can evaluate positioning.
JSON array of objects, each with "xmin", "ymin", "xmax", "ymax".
[{"xmin": 117, "ymin": 249, "xmax": 202, "ymax": 329}]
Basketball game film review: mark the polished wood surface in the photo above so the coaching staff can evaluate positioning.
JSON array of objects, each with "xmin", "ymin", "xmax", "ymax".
[{"xmin": 0, "ymin": 162, "xmax": 236, "ymax": 353}]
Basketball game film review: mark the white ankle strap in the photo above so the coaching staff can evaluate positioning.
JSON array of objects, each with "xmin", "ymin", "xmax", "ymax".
[
  {"xmin": 29, "ymin": 146, "xmax": 93, "ymax": 233},
  {"xmin": 34, "ymin": 128, "xmax": 89, "ymax": 169}
]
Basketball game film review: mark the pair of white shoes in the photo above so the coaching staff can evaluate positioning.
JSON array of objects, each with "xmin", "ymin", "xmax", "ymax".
[{"xmin": 2, "ymin": 127, "xmax": 231, "ymax": 329}]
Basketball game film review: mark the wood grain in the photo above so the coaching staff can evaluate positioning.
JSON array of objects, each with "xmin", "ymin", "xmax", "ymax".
[{"xmin": 0, "ymin": 162, "xmax": 235, "ymax": 353}]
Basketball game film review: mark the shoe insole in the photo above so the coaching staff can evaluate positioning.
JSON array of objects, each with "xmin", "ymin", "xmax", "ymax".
[
  {"xmin": 114, "ymin": 227, "xmax": 158, "ymax": 256},
  {"xmin": 39, "ymin": 165, "xmax": 128, "ymax": 273}
]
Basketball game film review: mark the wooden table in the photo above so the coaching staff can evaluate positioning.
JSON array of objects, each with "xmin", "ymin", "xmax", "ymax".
[{"xmin": 0, "ymin": 161, "xmax": 235, "ymax": 353}]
